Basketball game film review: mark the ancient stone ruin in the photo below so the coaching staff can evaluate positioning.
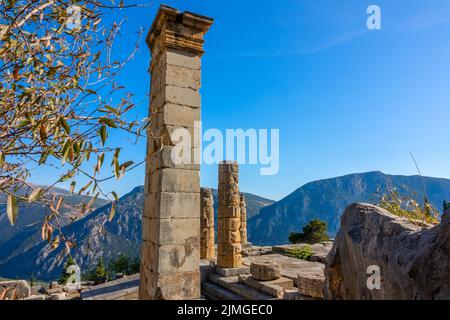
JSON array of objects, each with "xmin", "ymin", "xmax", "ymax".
[
  {"xmin": 140, "ymin": 5, "xmax": 213, "ymax": 300},
  {"xmin": 137, "ymin": 5, "xmax": 332, "ymax": 301},
  {"xmin": 240, "ymin": 194, "xmax": 249, "ymax": 247},
  {"xmin": 124, "ymin": 4, "xmax": 450, "ymax": 301},
  {"xmin": 200, "ymin": 188, "xmax": 215, "ymax": 260},
  {"xmin": 217, "ymin": 161, "xmax": 242, "ymax": 269}
]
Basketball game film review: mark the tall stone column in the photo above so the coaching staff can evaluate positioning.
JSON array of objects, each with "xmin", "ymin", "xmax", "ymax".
[
  {"xmin": 140, "ymin": 5, "xmax": 213, "ymax": 300},
  {"xmin": 200, "ymin": 188, "xmax": 215, "ymax": 260},
  {"xmin": 217, "ymin": 161, "xmax": 242, "ymax": 268},
  {"xmin": 239, "ymin": 194, "xmax": 248, "ymax": 246}
]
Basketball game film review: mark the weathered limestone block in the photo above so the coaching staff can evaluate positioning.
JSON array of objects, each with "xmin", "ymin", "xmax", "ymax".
[
  {"xmin": 215, "ymin": 266, "xmax": 250, "ymax": 277},
  {"xmin": 217, "ymin": 161, "xmax": 242, "ymax": 268},
  {"xmin": 141, "ymin": 269, "xmax": 200, "ymax": 300},
  {"xmin": 239, "ymin": 274, "xmax": 294, "ymax": 298},
  {"xmin": 0, "ymin": 280, "xmax": 31, "ymax": 299},
  {"xmin": 23, "ymin": 294, "xmax": 46, "ymax": 300},
  {"xmin": 250, "ymin": 261, "xmax": 282, "ymax": 281},
  {"xmin": 324, "ymin": 203, "xmax": 450, "ymax": 300},
  {"xmin": 297, "ymin": 273, "xmax": 325, "ymax": 299},
  {"xmin": 157, "ymin": 104, "xmax": 200, "ymax": 127},
  {"xmin": 166, "ymin": 49, "xmax": 201, "ymax": 70},
  {"xmin": 240, "ymin": 193, "xmax": 248, "ymax": 245},
  {"xmin": 46, "ymin": 287, "xmax": 63, "ymax": 295},
  {"xmin": 200, "ymin": 188, "xmax": 215, "ymax": 260},
  {"xmin": 149, "ymin": 168, "xmax": 200, "ymax": 193},
  {"xmin": 144, "ymin": 192, "xmax": 199, "ymax": 219},
  {"xmin": 140, "ymin": 5, "xmax": 213, "ymax": 300},
  {"xmin": 143, "ymin": 217, "xmax": 200, "ymax": 245},
  {"xmin": 49, "ymin": 292, "xmax": 67, "ymax": 300},
  {"xmin": 147, "ymin": 144, "xmax": 200, "ymax": 173},
  {"xmin": 141, "ymin": 241, "xmax": 200, "ymax": 273}
]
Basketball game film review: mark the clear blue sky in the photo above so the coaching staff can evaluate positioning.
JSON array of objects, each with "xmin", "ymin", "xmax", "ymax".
[{"xmin": 31, "ymin": 0, "xmax": 450, "ymax": 201}]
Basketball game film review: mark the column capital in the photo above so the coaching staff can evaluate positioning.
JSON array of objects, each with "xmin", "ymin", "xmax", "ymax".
[{"xmin": 146, "ymin": 5, "xmax": 213, "ymax": 55}]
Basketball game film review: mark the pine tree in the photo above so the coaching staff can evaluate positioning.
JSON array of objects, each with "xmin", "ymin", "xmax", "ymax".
[
  {"xmin": 289, "ymin": 219, "xmax": 330, "ymax": 244},
  {"xmin": 59, "ymin": 256, "xmax": 76, "ymax": 285},
  {"xmin": 94, "ymin": 258, "xmax": 107, "ymax": 285}
]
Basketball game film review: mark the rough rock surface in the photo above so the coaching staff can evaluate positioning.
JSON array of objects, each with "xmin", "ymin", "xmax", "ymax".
[
  {"xmin": 297, "ymin": 273, "xmax": 324, "ymax": 299},
  {"xmin": 0, "ymin": 280, "xmax": 31, "ymax": 299},
  {"xmin": 324, "ymin": 203, "xmax": 450, "ymax": 300},
  {"xmin": 250, "ymin": 262, "xmax": 281, "ymax": 281}
]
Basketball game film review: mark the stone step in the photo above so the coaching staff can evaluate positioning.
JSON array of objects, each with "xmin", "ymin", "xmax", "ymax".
[
  {"xmin": 238, "ymin": 275, "xmax": 294, "ymax": 298},
  {"xmin": 209, "ymin": 273, "xmax": 278, "ymax": 300},
  {"xmin": 201, "ymin": 282, "xmax": 244, "ymax": 300}
]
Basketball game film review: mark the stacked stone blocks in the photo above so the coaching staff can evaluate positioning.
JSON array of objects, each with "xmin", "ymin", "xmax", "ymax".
[
  {"xmin": 239, "ymin": 193, "xmax": 248, "ymax": 245},
  {"xmin": 140, "ymin": 5, "xmax": 213, "ymax": 300},
  {"xmin": 217, "ymin": 161, "xmax": 242, "ymax": 268},
  {"xmin": 200, "ymin": 188, "xmax": 215, "ymax": 260}
]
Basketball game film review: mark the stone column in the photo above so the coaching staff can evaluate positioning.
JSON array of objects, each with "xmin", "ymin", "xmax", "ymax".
[
  {"xmin": 239, "ymin": 194, "xmax": 248, "ymax": 246},
  {"xmin": 217, "ymin": 161, "xmax": 242, "ymax": 268},
  {"xmin": 200, "ymin": 188, "xmax": 215, "ymax": 260},
  {"xmin": 140, "ymin": 5, "xmax": 213, "ymax": 300}
]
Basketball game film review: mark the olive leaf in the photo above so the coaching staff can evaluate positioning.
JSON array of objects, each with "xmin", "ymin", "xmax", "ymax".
[
  {"xmin": 28, "ymin": 187, "xmax": 44, "ymax": 202},
  {"xmin": 108, "ymin": 202, "xmax": 116, "ymax": 222},
  {"xmin": 7, "ymin": 194, "xmax": 18, "ymax": 226}
]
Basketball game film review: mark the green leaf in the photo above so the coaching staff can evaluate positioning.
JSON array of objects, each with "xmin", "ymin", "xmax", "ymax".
[
  {"xmin": 108, "ymin": 202, "xmax": 116, "ymax": 222},
  {"xmin": 59, "ymin": 169, "xmax": 76, "ymax": 182},
  {"xmin": 39, "ymin": 151, "xmax": 50, "ymax": 165},
  {"xmin": 61, "ymin": 139, "xmax": 71, "ymax": 164},
  {"xmin": 99, "ymin": 125, "xmax": 107, "ymax": 146},
  {"xmin": 113, "ymin": 149, "xmax": 120, "ymax": 179},
  {"xmin": 28, "ymin": 187, "xmax": 44, "ymax": 202},
  {"xmin": 99, "ymin": 117, "xmax": 118, "ymax": 128},
  {"xmin": 111, "ymin": 191, "xmax": 119, "ymax": 201},
  {"xmin": 59, "ymin": 118, "xmax": 70, "ymax": 134},
  {"xmin": 0, "ymin": 152, "xmax": 4, "ymax": 167},
  {"xmin": 120, "ymin": 161, "xmax": 134, "ymax": 170},
  {"xmin": 78, "ymin": 181, "xmax": 93, "ymax": 195},
  {"xmin": 7, "ymin": 194, "xmax": 18, "ymax": 226},
  {"xmin": 95, "ymin": 153, "xmax": 105, "ymax": 174},
  {"xmin": 84, "ymin": 192, "xmax": 99, "ymax": 214},
  {"xmin": 73, "ymin": 141, "xmax": 81, "ymax": 158}
]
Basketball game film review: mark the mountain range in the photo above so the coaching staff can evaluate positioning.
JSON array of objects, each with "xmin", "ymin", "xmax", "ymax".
[
  {"xmin": 0, "ymin": 187, "xmax": 273, "ymax": 281},
  {"xmin": 249, "ymin": 171, "xmax": 450, "ymax": 245},
  {"xmin": 1, "ymin": 171, "xmax": 450, "ymax": 281}
]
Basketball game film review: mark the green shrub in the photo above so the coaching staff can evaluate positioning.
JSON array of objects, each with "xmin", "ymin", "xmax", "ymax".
[
  {"xmin": 289, "ymin": 219, "xmax": 330, "ymax": 244},
  {"xmin": 287, "ymin": 245, "xmax": 312, "ymax": 261}
]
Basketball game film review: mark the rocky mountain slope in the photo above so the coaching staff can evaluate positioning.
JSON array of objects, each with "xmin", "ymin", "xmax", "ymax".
[
  {"xmin": 248, "ymin": 171, "xmax": 450, "ymax": 245},
  {"xmin": 0, "ymin": 187, "xmax": 273, "ymax": 281}
]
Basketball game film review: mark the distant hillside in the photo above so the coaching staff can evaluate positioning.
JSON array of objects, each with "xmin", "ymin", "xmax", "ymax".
[
  {"xmin": 0, "ymin": 185, "xmax": 108, "ymax": 245},
  {"xmin": 248, "ymin": 171, "xmax": 450, "ymax": 246},
  {"xmin": 0, "ymin": 186, "xmax": 273, "ymax": 281}
]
